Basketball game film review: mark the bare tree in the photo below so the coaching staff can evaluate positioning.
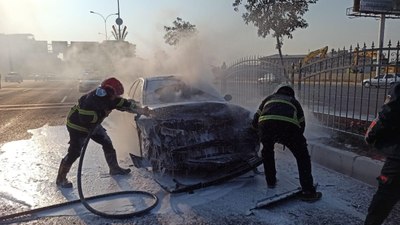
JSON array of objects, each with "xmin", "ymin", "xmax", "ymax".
[
  {"xmin": 233, "ymin": 0, "xmax": 318, "ymax": 81},
  {"xmin": 163, "ymin": 17, "xmax": 198, "ymax": 46}
]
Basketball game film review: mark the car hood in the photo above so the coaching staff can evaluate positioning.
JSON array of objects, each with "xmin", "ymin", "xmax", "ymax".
[
  {"xmin": 144, "ymin": 101, "xmax": 250, "ymax": 122},
  {"xmin": 136, "ymin": 101, "xmax": 259, "ymax": 172}
]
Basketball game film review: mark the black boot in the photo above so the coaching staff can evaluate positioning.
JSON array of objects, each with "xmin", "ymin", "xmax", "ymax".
[
  {"xmin": 105, "ymin": 152, "xmax": 131, "ymax": 175},
  {"xmin": 56, "ymin": 159, "xmax": 73, "ymax": 188},
  {"xmin": 298, "ymin": 186, "xmax": 322, "ymax": 202},
  {"xmin": 267, "ymin": 178, "xmax": 277, "ymax": 189},
  {"xmin": 298, "ymin": 189, "xmax": 322, "ymax": 202}
]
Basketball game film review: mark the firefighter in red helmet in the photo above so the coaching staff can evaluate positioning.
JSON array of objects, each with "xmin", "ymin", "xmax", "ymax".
[
  {"xmin": 252, "ymin": 84, "xmax": 321, "ymax": 202},
  {"xmin": 56, "ymin": 77, "xmax": 150, "ymax": 188}
]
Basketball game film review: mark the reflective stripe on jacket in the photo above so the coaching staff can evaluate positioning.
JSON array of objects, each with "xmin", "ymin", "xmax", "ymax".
[
  {"xmin": 258, "ymin": 99, "xmax": 301, "ymax": 128},
  {"xmin": 66, "ymin": 90, "xmax": 133, "ymax": 133},
  {"xmin": 66, "ymin": 105, "xmax": 98, "ymax": 133},
  {"xmin": 252, "ymin": 93, "xmax": 305, "ymax": 132}
]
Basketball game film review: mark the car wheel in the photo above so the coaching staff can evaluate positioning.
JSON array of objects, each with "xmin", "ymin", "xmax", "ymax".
[{"xmin": 363, "ymin": 82, "xmax": 370, "ymax": 88}]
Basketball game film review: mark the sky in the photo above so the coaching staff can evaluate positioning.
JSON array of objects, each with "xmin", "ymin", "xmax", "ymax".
[{"xmin": 1, "ymin": 0, "xmax": 400, "ymax": 64}]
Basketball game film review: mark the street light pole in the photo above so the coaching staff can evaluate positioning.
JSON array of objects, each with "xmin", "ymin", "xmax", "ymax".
[
  {"xmin": 90, "ymin": 11, "xmax": 117, "ymax": 40},
  {"xmin": 117, "ymin": 0, "xmax": 121, "ymax": 40}
]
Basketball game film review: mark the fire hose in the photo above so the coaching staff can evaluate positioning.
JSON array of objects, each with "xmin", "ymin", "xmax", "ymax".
[
  {"xmin": 0, "ymin": 114, "xmax": 158, "ymax": 223},
  {"xmin": 76, "ymin": 124, "xmax": 158, "ymax": 219}
]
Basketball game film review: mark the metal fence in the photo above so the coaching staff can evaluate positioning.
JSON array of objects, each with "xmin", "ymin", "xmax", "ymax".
[
  {"xmin": 217, "ymin": 55, "xmax": 285, "ymax": 109},
  {"xmin": 217, "ymin": 41, "xmax": 400, "ymax": 137}
]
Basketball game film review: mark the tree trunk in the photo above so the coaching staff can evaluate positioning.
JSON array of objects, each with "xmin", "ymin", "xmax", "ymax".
[{"xmin": 276, "ymin": 35, "xmax": 289, "ymax": 82}]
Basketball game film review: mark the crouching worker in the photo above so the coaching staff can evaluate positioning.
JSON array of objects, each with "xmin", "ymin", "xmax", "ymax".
[
  {"xmin": 252, "ymin": 84, "xmax": 322, "ymax": 202},
  {"xmin": 56, "ymin": 77, "xmax": 150, "ymax": 188}
]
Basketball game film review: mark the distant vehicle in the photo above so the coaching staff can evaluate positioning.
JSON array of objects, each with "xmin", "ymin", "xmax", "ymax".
[
  {"xmin": 362, "ymin": 74, "xmax": 400, "ymax": 88},
  {"xmin": 34, "ymin": 74, "xmax": 55, "ymax": 81},
  {"xmin": 5, "ymin": 72, "xmax": 23, "ymax": 83},
  {"xmin": 34, "ymin": 74, "xmax": 41, "ymax": 81},
  {"xmin": 78, "ymin": 77, "xmax": 102, "ymax": 93},
  {"xmin": 257, "ymin": 73, "xmax": 277, "ymax": 84}
]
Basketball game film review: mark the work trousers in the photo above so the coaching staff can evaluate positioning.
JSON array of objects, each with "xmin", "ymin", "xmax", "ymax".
[
  {"xmin": 62, "ymin": 125, "xmax": 116, "ymax": 166},
  {"xmin": 365, "ymin": 158, "xmax": 400, "ymax": 225},
  {"xmin": 258, "ymin": 120, "xmax": 315, "ymax": 192}
]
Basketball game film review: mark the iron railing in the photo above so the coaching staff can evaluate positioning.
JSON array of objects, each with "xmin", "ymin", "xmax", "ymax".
[
  {"xmin": 297, "ymin": 41, "xmax": 400, "ymax": 136},
  {"xmin": 217, "ymin": 41, "xmax": 400, "ymax": 137}
]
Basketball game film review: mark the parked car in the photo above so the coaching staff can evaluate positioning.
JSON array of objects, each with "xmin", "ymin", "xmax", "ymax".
[
  {"xmin": 128, "ymin": 75, "xmax": 260, "ymax": 176},
  {"xmin": 78, "ymin": 77, "xmax": 102, "ymax": 93},
  {"xmin": 34, "ymin": 74, "xmax": 56, "ymax": 81},
  {"xmin": 257, "ymin": 73, "xmax": 277, "ymax": 84},
  {"xmin": 5, "ymin": 72, "xmax": 23, "ymax": 83},
  {"xmin": 362, "ymin": 74, "xmax": 400, "ymax": 88}
]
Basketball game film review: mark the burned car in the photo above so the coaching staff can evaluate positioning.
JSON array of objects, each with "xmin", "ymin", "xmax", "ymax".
[{"xmin": 128, "ymin": 75, "xmax": 261, "ymax": 192}]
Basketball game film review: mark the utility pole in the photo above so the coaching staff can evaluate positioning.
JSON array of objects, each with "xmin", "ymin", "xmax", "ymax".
[
  {"xmin": 90, "ymin": 11, "xmax": 118, "ymax": 40},
  {"xmin": 376, "ymin": 14, "xmax": 385, "ymax": 76},
  {"xmin": 116, "ymin": 0, "xmax": 123, "ymax": 40}
]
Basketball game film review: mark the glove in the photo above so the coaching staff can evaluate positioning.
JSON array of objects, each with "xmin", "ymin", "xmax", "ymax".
[
  {"xmin": 365, "ymin": 126, "xmax": 376, "ymax": 146},
  {"xmin": 365, "ymin": 134, "xmax": 376, "ymax": 146},
  {"xmin": 104, "ymin": 109, "xmax": 112, "ymax": 117},
  {"xmin": 136, "ymin": 106, "xmax": 151, "ymax": 117},
  {"xmin": 129, "ymin": 102, "xmax": 137, "ymax": 112},
  {"xmin": 365, "ymin": 118, "xmax": 382, "ymax": 146}
]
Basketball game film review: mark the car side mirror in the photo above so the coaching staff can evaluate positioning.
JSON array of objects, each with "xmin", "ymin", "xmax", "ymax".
[{"xmin": 224, "ymin": 94, "xmax": 232, "ymax": 101}]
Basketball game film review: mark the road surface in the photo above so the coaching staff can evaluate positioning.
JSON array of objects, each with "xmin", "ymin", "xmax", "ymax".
[{"xmin": 0, "ymin": 79, "xmax": 399, "ymax": 224}]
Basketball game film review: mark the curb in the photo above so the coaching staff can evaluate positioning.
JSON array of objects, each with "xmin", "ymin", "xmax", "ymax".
[{"xmin": 308, "ymin": 141, "xmax": 384, "ymax": 187}]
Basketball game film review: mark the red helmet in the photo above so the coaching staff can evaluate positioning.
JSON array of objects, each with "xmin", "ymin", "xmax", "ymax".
[{"xmin": 101, "ymin": 77, "xmax": 124, "ymax": 96}]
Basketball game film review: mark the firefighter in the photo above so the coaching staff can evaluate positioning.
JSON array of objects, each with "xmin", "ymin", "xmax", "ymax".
[
  {"xmin": 56, "ymin": 77, "xmax": 150, "ymax": 188},
  {"xmin": 364, "ymin": 82, "xmax": 400, "ymax": 225},
  {"xmin": 252, "ymin": 84, "xmax": 322, "ymax": 201}
]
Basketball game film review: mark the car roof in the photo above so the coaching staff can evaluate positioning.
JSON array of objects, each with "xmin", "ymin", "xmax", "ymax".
[{"xmin": 139, "ymin": 75, "xmax": 225, "ymax": 106}]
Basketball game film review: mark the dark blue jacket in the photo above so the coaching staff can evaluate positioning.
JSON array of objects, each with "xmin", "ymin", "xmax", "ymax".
[
  {"xmin": 252, "ymin": 93, "xmax": 305, "ymax": 133},
  {"xmin": 365, "ymin": 83, "xmax": 400, "ymax": 159},
  {"xmin": 67, "ymin": 89, "xmax": 131, "ymax": 133}
]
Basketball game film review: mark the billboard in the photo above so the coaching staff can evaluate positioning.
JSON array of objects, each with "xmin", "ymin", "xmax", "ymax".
[{"xmin": 354, "ymin": 0, "xmax": 400, "ymax": 15}]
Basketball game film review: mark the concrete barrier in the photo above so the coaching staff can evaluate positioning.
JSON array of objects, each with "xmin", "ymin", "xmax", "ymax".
[{"xmin": 308, "ymin": 141, "xmax": 384, "ymax": 187}]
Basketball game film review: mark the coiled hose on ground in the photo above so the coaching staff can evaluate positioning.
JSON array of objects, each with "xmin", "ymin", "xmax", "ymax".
[{"xmin": 0, "ymin": 125, "xmax": 158, "ymax": 223}]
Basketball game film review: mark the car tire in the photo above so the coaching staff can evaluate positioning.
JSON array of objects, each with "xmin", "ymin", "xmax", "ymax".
[{"xmin": 363, "ymin": 82, "xmax": 371, "ymax": 88}]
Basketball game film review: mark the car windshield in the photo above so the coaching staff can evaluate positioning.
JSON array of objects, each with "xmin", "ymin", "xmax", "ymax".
[{"xmin": 144, "ymin": 77, "xmax": 224, "ymax": 105}]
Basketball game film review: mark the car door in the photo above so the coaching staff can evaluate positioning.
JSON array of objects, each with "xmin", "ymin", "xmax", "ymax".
[
  {"xmin": 374, "ymin": 75, "xmax": 384, "ymax": 86},
  {"xmin": 128, "ymin": 79, "xmax": 144, "ymax": 126},
  {"xmin": 127, "ymin": 79, "xmax": 145, "ymax": 157},
  {"xmin": 384, "ymin": 74, "xmax": 394, "ymax": 86}
]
